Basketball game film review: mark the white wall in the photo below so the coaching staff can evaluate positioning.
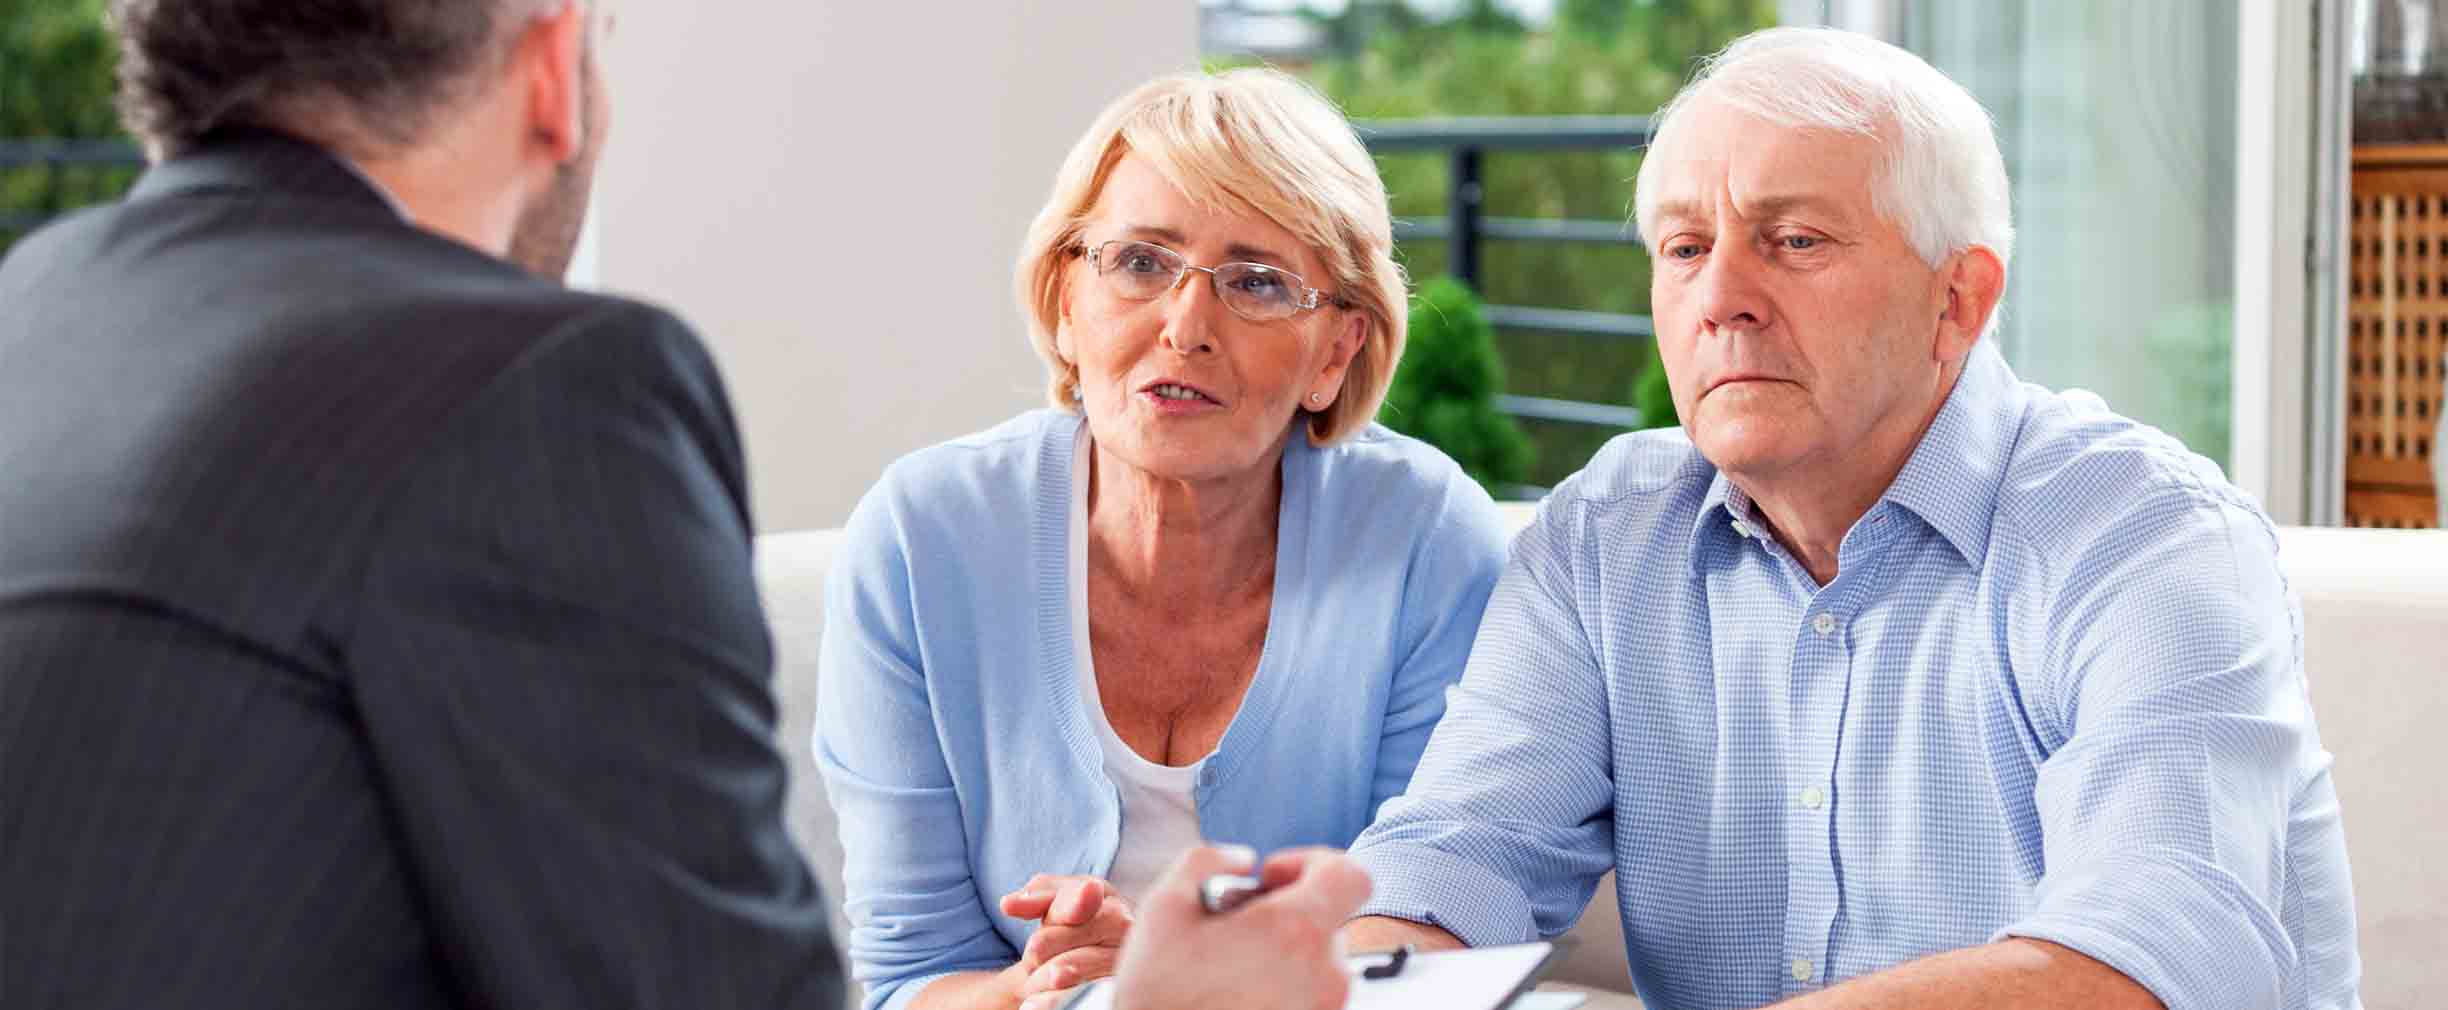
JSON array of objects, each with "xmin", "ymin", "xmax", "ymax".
[
  {"xmin": 2232, "ymin": 0, "xmax": 2318, "ymax": 525},
  {"xmin": 594, "ymin": 4, "xmax": 1198, "ymax": 532}
]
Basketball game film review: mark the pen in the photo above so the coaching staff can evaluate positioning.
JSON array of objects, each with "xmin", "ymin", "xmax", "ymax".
[{"xmin": 1197, "ymin": 873, "xmax": 1266, "ymax": 914}]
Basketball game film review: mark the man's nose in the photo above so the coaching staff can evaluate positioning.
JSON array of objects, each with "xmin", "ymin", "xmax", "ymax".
[{"xmin": 1695, "ymin": 242, "xmax": 1773, "ymax": 337}]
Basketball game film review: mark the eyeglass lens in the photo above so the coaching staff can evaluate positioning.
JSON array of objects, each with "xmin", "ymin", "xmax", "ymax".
[{"xmin": 1094, "ymin": 241, "xmax": 1308, "ymax": 320}]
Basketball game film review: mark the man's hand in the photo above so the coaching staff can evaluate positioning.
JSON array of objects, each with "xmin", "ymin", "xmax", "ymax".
[
  {"xmin": 1000, "ymin": 875, "xmax": 1133, "ymax": 1006},
  {"xmin": 1103, "ymin": 845, "xmax": 1373, "ymax": 1010}
]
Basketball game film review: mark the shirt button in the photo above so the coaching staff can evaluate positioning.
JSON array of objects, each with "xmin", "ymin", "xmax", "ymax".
[
  {"xmin": 1812, "ymin": 612, "xmax": 1837, "ymax": 635},
  {"xmin": 1799, "ymin": 785, "xmax": 1826, "ymax": 810},
  {"xmin": 1792, "ymin": 958, "xmax": 1816, "ymax": 982},
  {"xmin": 1730, "ymin": 519, "xmax": 1753, "ymax": 539}
]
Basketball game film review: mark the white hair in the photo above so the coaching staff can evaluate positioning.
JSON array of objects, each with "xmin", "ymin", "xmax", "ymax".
[{"xmin": 1633, "ymin": 27, "xmax": 2015, "ymax": 277}]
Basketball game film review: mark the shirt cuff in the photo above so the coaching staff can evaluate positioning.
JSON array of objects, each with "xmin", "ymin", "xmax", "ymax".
[
  {"xmin": 1997, "ymin": 851, "xmax": 2292, "ymax": 1010},
  {"xmin": 1349, "ymin": 839, "xmax": 1542, "ymax": 948}
]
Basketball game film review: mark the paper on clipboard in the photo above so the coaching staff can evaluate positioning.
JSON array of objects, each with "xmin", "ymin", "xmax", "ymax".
[{"xmin": 1061, "ymin": 941, "xmax": 1560, "ymax": 1010}]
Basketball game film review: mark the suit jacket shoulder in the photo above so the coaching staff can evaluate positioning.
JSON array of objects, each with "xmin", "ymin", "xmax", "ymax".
[{"xmin": 0, "ymin": 132, "xmax": 841, "ymax": 1010}]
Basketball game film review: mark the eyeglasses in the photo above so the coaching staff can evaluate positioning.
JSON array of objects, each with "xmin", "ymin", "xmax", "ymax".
[{"xmin": 1075, "ymin": 240, "xmax": 1349, "ymax": 322}]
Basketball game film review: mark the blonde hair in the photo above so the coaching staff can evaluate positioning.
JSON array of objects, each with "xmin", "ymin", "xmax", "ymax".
[{"xmin": 1014, "ymin": 67, "xmax": 1406, "ymax": 446}]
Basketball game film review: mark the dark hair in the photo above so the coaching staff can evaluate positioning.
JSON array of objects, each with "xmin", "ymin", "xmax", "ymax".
[{"xmin": 109, "ymin": 0, "xmax": 527, "ymax": 158}]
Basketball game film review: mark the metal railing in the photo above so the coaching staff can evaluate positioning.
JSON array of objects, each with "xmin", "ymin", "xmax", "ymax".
[
  {"xmin": 1353, "ymin": 116, "xmax": 1656, "ymax": 432},
  {"xmin": 0, "ymin": 138, "xmax": 145, "ymax": 237},
  {"xmin": 5, "ymin": 125, "xmax": 1670, "ymax": 438}
]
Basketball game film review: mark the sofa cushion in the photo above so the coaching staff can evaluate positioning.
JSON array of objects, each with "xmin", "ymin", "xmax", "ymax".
[
  {"xmin": 756, "ymin": 528, "xmax": 852, "ymax": 955},
  {"xmin": 2276, "ymin": 528, "xmax": 2448, "ymax": 1010},
  {"xmin": 755, "ymin": 521, "xmax": 2448, "ymax": 1007}
]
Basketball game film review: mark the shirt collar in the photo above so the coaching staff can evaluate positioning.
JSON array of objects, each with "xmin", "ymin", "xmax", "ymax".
[
  {"xmin": 1685, "ymin": 340, "xmax": 2027, "ymax": 575},
  {"xmin": 1687, "ymin": 468, "xmax": 1760, "ymax": 577},
  {"xmin": 1881, "ymin": 340, "xmax": 2024, "ymax": 571}
]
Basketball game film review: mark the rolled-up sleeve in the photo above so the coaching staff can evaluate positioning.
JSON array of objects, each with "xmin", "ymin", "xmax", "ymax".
[
  {"xmin": 814, "ymin": 478, "xmax": 1014, "ymax": 1010},
  {"xmin": 2001, "ymin": 492, "xmax": 2326, "ymax": 1010},
  {"xmin": 1349, "ymin": 497, "xmax": 1616, "ymax": 946}
]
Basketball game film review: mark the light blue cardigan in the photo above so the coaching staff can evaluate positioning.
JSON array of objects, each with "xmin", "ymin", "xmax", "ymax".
[{"xmin": 815, "ymin": 410, "xmax": 1508, "ymax": 1010}]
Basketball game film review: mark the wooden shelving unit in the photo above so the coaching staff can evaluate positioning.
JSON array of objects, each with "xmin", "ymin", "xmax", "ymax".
[{"xmin": 2345, "ymin": 144, "xmax": 2448, "ymax": 528}]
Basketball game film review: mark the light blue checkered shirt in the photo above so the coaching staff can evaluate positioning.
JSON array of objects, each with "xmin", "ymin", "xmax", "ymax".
[{"xmin": 1350, "ymin": 343, "xmax": 2361, "ymax": 1010}]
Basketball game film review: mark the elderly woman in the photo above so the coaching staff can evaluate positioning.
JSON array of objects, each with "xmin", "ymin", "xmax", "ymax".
[{"xmin": 815, "ymin": 68, "xmax": 1509, "ymax": 1010}]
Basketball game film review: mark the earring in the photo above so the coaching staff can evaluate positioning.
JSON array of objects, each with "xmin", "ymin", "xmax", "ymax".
[{"xmin": 1308, "ymin": 393, "xmax": 1325, "ymax": 407}]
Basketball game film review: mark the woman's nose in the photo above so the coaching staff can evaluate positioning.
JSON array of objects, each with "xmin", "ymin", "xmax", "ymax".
[{"xmin": 1160, "ymin": 269, "xmax": 1221, "ymax": 353}]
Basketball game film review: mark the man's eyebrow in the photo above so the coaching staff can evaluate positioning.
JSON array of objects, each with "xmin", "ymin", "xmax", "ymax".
[
  {"xmin": 1650, "ymin": 199, "xmax": 1709, "ymax": 226},
  {"xmin": 1649, "ymin": 194, "xmax": 1852, "ymax": 234},
  {"xmin": 1740, "ymin": 193, "xmax": 1854, "ymax": 223}
]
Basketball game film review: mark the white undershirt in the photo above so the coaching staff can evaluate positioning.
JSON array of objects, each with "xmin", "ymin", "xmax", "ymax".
[{"xmin": 1070, "ymin": 432, "xmax": 1212, "ymax": 907}]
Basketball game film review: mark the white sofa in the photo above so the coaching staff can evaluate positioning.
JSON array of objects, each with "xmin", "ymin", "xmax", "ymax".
[{"xmin": 757, "ymin": 512, "xmax": 2448, "ymax": 1009}]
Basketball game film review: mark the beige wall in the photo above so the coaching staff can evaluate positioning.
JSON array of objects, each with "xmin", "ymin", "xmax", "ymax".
[{"xmin": 593, "ymin": 4, "xmax": 1197, "ymax": 531}]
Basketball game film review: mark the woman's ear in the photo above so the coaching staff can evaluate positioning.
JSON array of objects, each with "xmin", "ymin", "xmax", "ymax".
[
  {"xmin": 1308, "ymin": 314, "xmax": 1367, "ymax": 408},
  {"xmin": 1053, "ymin": 257, "xmax": 1080, "ymax": 367}
]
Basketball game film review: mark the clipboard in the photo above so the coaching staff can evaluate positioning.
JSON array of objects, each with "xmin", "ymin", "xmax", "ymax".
[{"xmin": 1060, "ymin": 941, "xmax": 1564, "ymax": 1010}]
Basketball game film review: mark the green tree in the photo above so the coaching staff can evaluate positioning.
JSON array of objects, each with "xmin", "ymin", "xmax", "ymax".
[
  {"xmin": 1221, "ymin": 0, "xmax": 1776, "ymax": 486},
  {"xmin": 1632, "ymin": 341, "xmax": 1679, "ymax": 430},
  {"xmin": 1384, "ymin": 276, "xmax": 1534, "ymax": 493},
  {"xmin": 1, "ymin": 0, "xmax": 117, "ymax": 137},
  {"xmin": 2141, "ymin": 300, "xmax": 2234, "ymax": 470},
  {"xmin": 2, "ymin": 0, "xmax": 131, "ymax": 256}
]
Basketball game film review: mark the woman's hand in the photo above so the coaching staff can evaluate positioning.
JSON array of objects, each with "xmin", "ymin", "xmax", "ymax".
[
  {"xmin": 1107, "ymin": 846, "xmax": 1373, "ymax": 1010},
  {"xmin": 1000, "ymin": 874, "xmax": 1135, "ymax": 1006}
]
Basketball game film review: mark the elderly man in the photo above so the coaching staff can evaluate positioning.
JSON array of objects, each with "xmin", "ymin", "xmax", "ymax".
[
  {"xmin": 1345, "ymin": 26, "xmax": 2360, "ymax": 1010},
  {"xmin": 0, "ymin": 1, "xmax": 1368, "ymax": 1008}
]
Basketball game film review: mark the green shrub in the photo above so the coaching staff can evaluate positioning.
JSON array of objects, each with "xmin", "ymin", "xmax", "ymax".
[
  {"xmin": 1, "ymin": 0, "xmax": 129, "ymax": 257},
  {"xmin": 1632, "ymin": 340, "xmax": 1679, "ymax": 431},
  {"xmin": 1215, "ymin": 0, "xmax": 1775, "ymax": 487},
  {"xmin": 1, "ymin": 0, "xmax": 119, "ymax": 138},
  {"xmin": 1384, "ymin": 276, "xmax": 1534, "ymax": 492}
]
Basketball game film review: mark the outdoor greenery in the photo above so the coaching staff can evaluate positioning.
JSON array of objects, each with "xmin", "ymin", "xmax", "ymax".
[
  {"xmin": 0, "ymin": 0, "xmax": 131, "ymax": 256},
  {"xmin": 1218, "ymin": 0, "xmax": 1775, "ymax": 487},
  {"xmin": 10, "ymin": 0, "xmax": 1759, "ymax": 478},
  {"xmin": 1383, "ymin": 276, "xmax": 1534, "ymax": 493},
  {"xmin": 1, "ymin": 0, "xmax": 115, "ymax": 136}
]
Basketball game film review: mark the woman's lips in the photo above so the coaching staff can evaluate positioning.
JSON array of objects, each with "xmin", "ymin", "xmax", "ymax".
[{"xmin": 1140, "ymin": 380, "xmax": 1224, "ymax": 413}]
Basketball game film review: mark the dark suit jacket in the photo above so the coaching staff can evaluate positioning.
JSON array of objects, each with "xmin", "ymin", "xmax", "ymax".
[{"xmin": 0, "ymin": 130, "xmax": 844, "ymax": 1010}]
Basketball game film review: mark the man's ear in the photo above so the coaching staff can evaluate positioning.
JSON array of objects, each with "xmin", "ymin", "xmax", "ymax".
[
  {"xmin": 515, "ymin": 2, "xmax": 590, "ymax": 164},
  {"xmin": 1936, "ymin": 245, "xmax": 2005, "ymax": 362}
]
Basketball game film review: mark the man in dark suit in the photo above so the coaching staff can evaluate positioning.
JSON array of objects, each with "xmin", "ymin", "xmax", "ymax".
[{"xmin": 0, "ymin": 2, "xmax": 1371, "ymax": 1009}]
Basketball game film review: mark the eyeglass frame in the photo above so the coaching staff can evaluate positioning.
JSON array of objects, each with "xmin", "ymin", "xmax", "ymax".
[{"xmin": 1070, "ymin": 239, "xmax": 1353, "ymax": 320}]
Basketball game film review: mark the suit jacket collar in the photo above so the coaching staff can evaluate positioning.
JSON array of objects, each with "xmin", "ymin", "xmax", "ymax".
[{"xmin": 130, "ymin": 128, "xmax": 406, "ymax": 219}]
